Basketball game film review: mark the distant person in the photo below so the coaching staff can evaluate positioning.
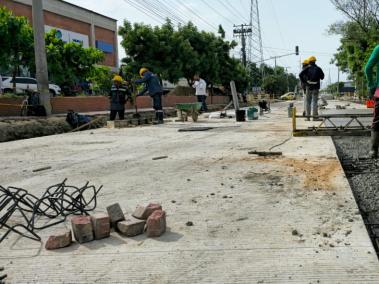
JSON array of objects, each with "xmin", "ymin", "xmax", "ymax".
[
  {"xmin": 299, "ymin": 59, "xmax": 310, "ymax": 116},
  {"xmin": 299, "ymin": 56, "xmax": 324, "ymax": 121},
  {"xmin": 109, "ymin": 75, "xmax": 128, "ymax": 121},
  {"xmin": 192, "ymin": 75, "xmax": 208, "ymax": 112},
  {"xmin": 88, "ymin": 80, "xmax": 94, "ymax": 95},
  {"xmin": 135, "ymin": 68, "xmax": 164, "ymax": 124},
  {"xmin": 365, "ymin": 45, "xmax": 379, "ymax": 158}
]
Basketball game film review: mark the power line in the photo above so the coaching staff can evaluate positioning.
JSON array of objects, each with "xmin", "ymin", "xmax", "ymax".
[
  {"xmin": 133, "ymin": 0, "xmax": 183, "ymax": 25},
  {"xmin": 199, "ymin": 0, "xmax": 234, "ymax": 26},
  {"xmin": 123, "ymin": 0, "xmax": 165, "ymax": 24},
  {"xmin": 220, "ymin": 0, "xmax": 249, "ymax": 23},
  {"xmin": 174, "ymin": 0, "xmax": 219, "ymax": 31}
]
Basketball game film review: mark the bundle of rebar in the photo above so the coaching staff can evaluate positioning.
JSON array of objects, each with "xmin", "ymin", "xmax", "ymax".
[{"xmin": 0, "ymin": 179, "xmax": 102, "ymax": 243}]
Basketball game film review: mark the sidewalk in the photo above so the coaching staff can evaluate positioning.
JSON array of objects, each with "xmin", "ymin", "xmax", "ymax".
[{"xmin": 0, "ymin": 101, "xmax": 378, "ymax": 283}]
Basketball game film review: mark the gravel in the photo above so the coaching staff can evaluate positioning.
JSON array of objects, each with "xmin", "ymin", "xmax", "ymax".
[{"xmin": 333, "ymin": 136, "xmax": 379, "ymax": 255}]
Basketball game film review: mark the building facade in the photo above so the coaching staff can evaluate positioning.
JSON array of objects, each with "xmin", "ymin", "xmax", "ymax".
[{"xmin": 1, "ymin": 0, "xmax": 118, "ymax": 70}]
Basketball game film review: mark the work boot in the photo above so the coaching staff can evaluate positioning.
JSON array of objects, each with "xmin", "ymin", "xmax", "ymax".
[
  {"xmin": 369, "ymin": 130, "xmax": 379, "ymax": 158},
  {"xmin": 158, "ymin": 112, "xmax": 164, "ymax": 124},
  {"xmin": 153, "ymin": 112, "xmax": 159, "ymax": 125}
]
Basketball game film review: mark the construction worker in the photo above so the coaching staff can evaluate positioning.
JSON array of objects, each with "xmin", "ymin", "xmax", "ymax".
[
  {"xmin": 299, "ymin": 59, "xmax": 310, "ymax": 116},
  {"xmin": 365, "ymin": 45, "xmax": 379, "ymax": 158},
  {"xmin": 135, "ymin": 68, "xmax": 164, "ymax": 124},
  {"xmin": 192, "ymin": 75, "xmax": 208, "ymax": 112},
  {"xmin": 109, "ymin": 75, "xmax": 128, "ymax": 121},
  {"xmin": 299, "ymin": 56, "xmax": 325, "ymax": 121}
]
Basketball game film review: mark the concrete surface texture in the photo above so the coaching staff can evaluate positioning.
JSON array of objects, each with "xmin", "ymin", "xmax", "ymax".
[{"xmin": 1, "ymin": 101, "xmax": 379, "ymax": 283}]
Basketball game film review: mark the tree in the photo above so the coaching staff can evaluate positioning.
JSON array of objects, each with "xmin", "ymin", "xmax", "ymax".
[
  {"xmin": 0, "ymin": 7, "xmax": 34, "ymax": 91},
  {"xmin": 45, "ymin": 30, "xmax": 104, "ymax": 87},
  {"xmin": 329, "ymin": 0, "xmax": 379, "ymax": 97},
  {"xmin": 262, "ymin": 74, "xmax": 288, "ymax": 96},
  {"xmin": 119, "ymin": 20, "xmax": 245, "ymax": 91}
]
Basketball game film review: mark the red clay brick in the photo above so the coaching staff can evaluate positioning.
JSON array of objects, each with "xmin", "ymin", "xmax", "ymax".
[
  {"xmin": 45, "ymin": 230, "xmax": 72, "ymax": 250},
  {"xmin": 71, "ymin": 215, "xmax": 94, "ymax": 243},
  {"xmin": 91, "ymin": 213, "xmax": 110, "ymax": 240},
  {"xmin": 106, "ymin": 203, "xmax": 125, "ymax": 227},
  {"xmin": 132, "ymin": 203, "xmax": 162, "ymax": 220},
  {"xmin": 146, "ymin": 210, "xmax": 166, "ymax": 237},
  {"xmin": 117, "ymin": 215, "xmax": 146, "ymax": 237}
]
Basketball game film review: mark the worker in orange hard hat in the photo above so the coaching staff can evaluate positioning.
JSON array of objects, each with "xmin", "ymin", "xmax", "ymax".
[{"xmin": 299, "ymin": 56, "xmax": 324, "ymax": 121}]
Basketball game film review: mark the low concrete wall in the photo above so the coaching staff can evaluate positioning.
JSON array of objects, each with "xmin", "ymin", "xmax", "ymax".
[{"xmin": 0, "ymin": 95, "xmax": 230, "ymax": 116}]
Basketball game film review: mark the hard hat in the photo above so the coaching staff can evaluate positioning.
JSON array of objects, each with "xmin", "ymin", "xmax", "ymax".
[
  {"xmin": 112, "ymin": 75, "xmax": 123, "ymax": 82},
  {"xmin": 139, "ymin": 67, "xmax": 148, "ymax": 77},
  {"xmin": 303, "ymin": 59, "xmax": 309, "ymax": 65},
  {"xmin": 308, "ymin": 56, "xmax": 316, "ymax": 62}
]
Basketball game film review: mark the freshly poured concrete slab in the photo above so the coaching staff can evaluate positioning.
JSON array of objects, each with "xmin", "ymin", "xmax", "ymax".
[{"xmin": 0, "ymin": 102, "xmax": 378, "ymax": 283}]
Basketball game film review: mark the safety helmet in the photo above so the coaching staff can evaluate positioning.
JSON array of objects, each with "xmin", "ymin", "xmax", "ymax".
[
  {"xmin": 112, "ymin": 75, "xmax": 123, "ymax": 82},
  {"xmin": 308, "ymin": 56, "xmax": 317, "ymax": 62},
  {"xmin": 302, "ymin": 59, "xmax": 309, "ymax": 65},
  {"xmin": 139, "ymin": 67, "xmax": 149, "ymax": 77}
]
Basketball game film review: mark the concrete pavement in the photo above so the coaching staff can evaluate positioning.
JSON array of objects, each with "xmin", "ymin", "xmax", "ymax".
[{"xmin": 0, "ymin": 101, "xmax": 378, "ymax": 283}]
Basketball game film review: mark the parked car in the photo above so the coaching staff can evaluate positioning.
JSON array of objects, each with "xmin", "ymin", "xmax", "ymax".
[
  {"xmin": 280, "ymin": 92, "xmax": 295, "ymax": 100},
  {"xmin": 2, "ymin": 77, "xmax": 61, "ymax": 96}
]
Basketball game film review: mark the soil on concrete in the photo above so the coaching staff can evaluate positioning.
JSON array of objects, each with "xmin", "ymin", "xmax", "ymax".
[
  {"xmin": 253, "ymin": 156, "xmax": 341, "ymax": 191},
  {"xmin": 333, "ymin": 136, "xmax": 379, "ymax": 255}
]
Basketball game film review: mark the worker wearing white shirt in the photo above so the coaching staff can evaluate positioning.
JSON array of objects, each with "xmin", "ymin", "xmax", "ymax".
[{"xmin": 192, "ymin": 75, "xmax": 208, "ymax": 112}]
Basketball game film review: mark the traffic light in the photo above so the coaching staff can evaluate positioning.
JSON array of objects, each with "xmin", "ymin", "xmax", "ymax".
[{"xmin": 295, "ymin": 46, "xmax": 299, "ymax": 55}]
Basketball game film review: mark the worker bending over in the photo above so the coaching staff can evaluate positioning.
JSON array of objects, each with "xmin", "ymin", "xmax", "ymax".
[
  {"xmin": 109, "ymin": 75, "xmax": 129, "ymax": 121},
  {"xmin": 135, "ymin": 68, "xmax": 164, "ymax": 124},
  {"xmin": 299, "ymin": 56, "xmax": 324, "ymax": 121},
  {"xmin": 365, "ymin": 45, "xmax": 379, "ymax": 158}
]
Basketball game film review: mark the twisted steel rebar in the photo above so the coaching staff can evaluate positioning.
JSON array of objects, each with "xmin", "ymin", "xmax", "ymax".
[{"xmin": 0, "ymin": 179, "xmax": 102, "ymax": 243}]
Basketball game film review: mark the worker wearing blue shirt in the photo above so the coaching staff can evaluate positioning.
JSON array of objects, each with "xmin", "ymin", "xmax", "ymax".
[{"xmin": 135, "ymin": 68, "xmax": 164, "ymax": 124}]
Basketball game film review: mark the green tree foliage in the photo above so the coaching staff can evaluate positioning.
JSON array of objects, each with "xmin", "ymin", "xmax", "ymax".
[
  {"xmin": 324, "ymin": 81, "xmax": 344, "ymax": 95},
  {"xmin": 88, "ymin": 66, "xmax": 113, "ymax": 95},
  {"xmin": 45, "ymin": 30, "xmax": 104, "ymax": 86},
  {"xmin": 329, "ymin": 0, "xmax": 379, "ymax": 97},
  {"xmin": 119, "ymin": 20, "xmax": 247, "ymax": 90},
  {"xmin": 0, "ymin": 8, "xmax": 34, "ymax": 89}
]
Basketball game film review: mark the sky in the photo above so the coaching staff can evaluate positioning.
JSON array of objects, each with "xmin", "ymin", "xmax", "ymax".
[{"xmin": 65, "ymin": 0, "xmax": 347, "ymax": 84}]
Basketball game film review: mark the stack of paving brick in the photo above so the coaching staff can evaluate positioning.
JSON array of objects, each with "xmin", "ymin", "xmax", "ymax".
[{"xmin": 44, "ymin": 202, "xmax": 166, "ymax": 250}]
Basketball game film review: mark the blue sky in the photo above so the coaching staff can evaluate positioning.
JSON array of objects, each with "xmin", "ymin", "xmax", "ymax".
[{"xmin": 66, "ymin": 0, "xmax": 347, "ymax": 83}]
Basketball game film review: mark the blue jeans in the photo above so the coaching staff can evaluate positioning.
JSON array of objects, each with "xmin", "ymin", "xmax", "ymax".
[
  {"xmin": 305, "ymin": 89, "xmax": 319, "ymax": 117},
  {"xmin": 197, "ymin": 95, "xmax": 208, "ymax": 111},
  {"xmin": 151, "ymin": 93, "xmax": 163, "ymax": 111}
]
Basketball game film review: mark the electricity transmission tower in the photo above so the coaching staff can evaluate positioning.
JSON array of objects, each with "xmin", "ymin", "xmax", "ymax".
[{"xmin": 248, "ymin": 0, "xmax": 263, "ymax": 65}]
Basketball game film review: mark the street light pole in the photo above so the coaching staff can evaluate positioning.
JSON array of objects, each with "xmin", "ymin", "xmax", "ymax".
[{"xmin": 32, "ymin": 0, "xmax": 51, "ymax": 115}]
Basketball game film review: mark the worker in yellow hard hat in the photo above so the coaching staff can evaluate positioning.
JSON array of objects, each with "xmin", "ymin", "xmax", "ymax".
[
  {"xmin": 109, "ymin": 75, "xmax": 129, "ymax": 121},
  {"xmin": 299, "ymin": 55, "xmax": 324, "ymax": 121},
  {"xmin": 135, "ymin": 67, "xmax": 164, "ymax": 124},
  {"xmin": 299, "ymin": 59, "xmax": 310, "ymax": 117}
]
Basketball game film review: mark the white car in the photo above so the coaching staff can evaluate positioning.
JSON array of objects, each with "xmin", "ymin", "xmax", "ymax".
[{"xmin": 2, "ymin": 77, "xmax": 61, "ymax": 96}]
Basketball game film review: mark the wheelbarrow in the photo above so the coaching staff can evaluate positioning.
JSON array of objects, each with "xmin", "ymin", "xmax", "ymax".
[{"xmin": 176, "ymin": 102, "xmax": 203, "ymax": 122}]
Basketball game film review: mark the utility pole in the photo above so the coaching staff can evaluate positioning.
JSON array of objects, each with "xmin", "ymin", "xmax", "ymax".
[
  {"xmin": 233, "ymin": 24, "xmax": 252, "ymax": 68},
  {"xmin": 337, "ymin": 66, "xmax": 340, "ymax": 96},
  {"xmin": 32, "ymin": 0, "xmax": 51, "ymax": 115}
]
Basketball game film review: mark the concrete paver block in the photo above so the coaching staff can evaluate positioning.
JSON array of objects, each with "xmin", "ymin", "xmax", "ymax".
[
  {"xmin": 146, "ymin": 210, "xmax": 166, "ymax": 237},
  {"xmin": 117, "ymin": 215, "xmax": 146, "ymax": 237},
  {"xmin": 71, "ymin": 216, "xmax": 94, "ymax": 243},
  {"xmin": 45, "ymin": 230, "xmax": 72, "ymax": 250},
  {"xmin": 91, "ymin": 213, "xmax": 110, "ymax": 240},
  {"xmin": 106, "ymin": 203, "xmax": 125, "ymax": 226},
  {"xmin": 132, "ymin": 203, "xmax": 162, "ymax": 220}
]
